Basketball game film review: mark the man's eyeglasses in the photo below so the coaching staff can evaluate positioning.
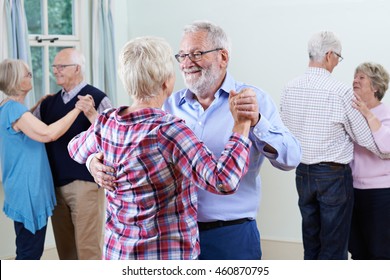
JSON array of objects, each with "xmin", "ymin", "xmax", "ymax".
[
  {"xmin": 51, "ymin": 64, "xmax": 77, "ymax": 71},
  {"xmin": 174, "ymin": 48, "xmax": 222, "ymax": 63},
  {"xmin": 333, "ymin": 52, "xmax": 343, "ymax": 62}
]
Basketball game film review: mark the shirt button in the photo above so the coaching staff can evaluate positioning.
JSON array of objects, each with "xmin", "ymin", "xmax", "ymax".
[{"xmin": 218, "ymin": 184, "xmax": 224, "ymax": 190}]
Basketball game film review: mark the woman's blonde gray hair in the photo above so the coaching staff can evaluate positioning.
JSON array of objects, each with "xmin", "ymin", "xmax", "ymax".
[
  {"xmin": 118, "ymin": 36, "xmax": 174, "ymax": 101},
  {"xmin": 355, "ymin": 62, "xmax": 389, "ymax": 101},
  {"xmin": 0, "ymin": 59, "xmax": 29, "ymax": 96}
]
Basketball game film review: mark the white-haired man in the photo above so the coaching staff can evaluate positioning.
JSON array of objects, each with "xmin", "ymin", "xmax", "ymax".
[
  {"xmin": 33, "ymin": 48, "xmax": 112, "ymax": 259},
  {"xmin": 90, "ymin": 21, "xmax": 301, "ymax": 260}
]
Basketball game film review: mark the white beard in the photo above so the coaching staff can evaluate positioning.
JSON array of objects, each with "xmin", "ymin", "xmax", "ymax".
[{"xmin": 182, "ymin": 65, "xmax": 219, "ymax": 99}]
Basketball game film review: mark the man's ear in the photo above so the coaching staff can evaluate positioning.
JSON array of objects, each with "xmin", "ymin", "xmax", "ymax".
[
  {"xmin": 324, "ymin": 51, "xmax": 335, "ymax": 72},
  {"xmin": 75, "ymin": 64, "xmax": 81, "ymax": 74},
  {"xmin": 325, "ymin": 51, "xmax": 332, "ymax": 62},
  {"xmin": 220, "ymin": 48, "xmax": 229, "ymax": 68}
]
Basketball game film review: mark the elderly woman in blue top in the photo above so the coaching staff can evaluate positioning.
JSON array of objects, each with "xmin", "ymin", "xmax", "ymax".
[{"xmin": 0, "ymin": 59, "xmax": 88, "ymax": 259}]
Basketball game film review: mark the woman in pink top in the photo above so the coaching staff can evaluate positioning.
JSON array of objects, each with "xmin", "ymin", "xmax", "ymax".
[{"xmin": 349, "ymin": 62, "xmax": 390, "ymax": 259}]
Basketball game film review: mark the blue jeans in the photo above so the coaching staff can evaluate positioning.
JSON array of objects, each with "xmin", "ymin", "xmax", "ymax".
[
  {"xmin": 199, "ymin": 220, "xmax": 262, "ymax": 260},
  {"xmin": 14, "ymin": 221, "xmax": 47, "ymax": 260},
  {"xmin": 296, "ymin": 163, "xmax": 353, "ymax": 260}
]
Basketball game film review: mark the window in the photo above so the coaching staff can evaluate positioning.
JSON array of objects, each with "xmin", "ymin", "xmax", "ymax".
[{"xmin": 25, "ymin": 0, "xmax": 80, "ymax": 100}]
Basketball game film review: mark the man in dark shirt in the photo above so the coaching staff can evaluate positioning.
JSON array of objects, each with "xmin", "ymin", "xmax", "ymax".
[{"xmin": 33, "ymin": 48, "xmax": 112, "ymax": 260}]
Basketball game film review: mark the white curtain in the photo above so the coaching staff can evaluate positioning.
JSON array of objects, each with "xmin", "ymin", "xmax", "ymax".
[
  {"xmin": 0, "ymin": 0, "xmax": 11, "ymax": 100},
  {"xmin": 0, "ymin": 0, "xmax": 10, "ymax": 62},
  {"xmin": 2, "ymin": 0, "xmax": 34, "ymax": 106},
  {"xmin": 92, "ymin": 0, "xmax": 117, "ymax": 106},
  {"xmin": 0, "ymin": 0, "xmax": 33, "ymax": 180}
]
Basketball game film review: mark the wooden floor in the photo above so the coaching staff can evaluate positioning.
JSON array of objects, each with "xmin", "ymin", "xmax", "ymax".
[
  {"xmin": 41, "ymin": 247, "xmax": 59, "ymax": 260},
  {"xmin": 40, "ymin": 239, "xmax": 304, "ymax": 260}
]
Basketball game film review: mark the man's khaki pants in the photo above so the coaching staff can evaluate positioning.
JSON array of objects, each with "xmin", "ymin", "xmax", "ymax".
[{"xmin": 51, "ymin": 180, "xmax": 105, "ymax": 260}]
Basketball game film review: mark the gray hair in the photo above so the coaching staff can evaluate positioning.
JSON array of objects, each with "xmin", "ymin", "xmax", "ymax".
[
  {"xmin": 118, "ymin": 36, "xmax": 174, "ymax": 101},
  {"xmin": 0, "ymin": 59, "xmax": 29, "ymax": 96},
  {"xmin": 183, "ymin": 20, "xmax": 232, "ymax": 56},
  {"xmin": 308, "ymin": 31, "xmax": 342, "ymax": 62},
  {"xmin": 65, "ymin": 48, "xmax": 86, "ymax": 76},
  {"xmin": 355, "ymin": 62, "xmax": 389, "ymax": 101}
]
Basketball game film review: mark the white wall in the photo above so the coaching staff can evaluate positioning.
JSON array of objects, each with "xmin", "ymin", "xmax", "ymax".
[{"xmin": 1, "ymin": 0, "xmax": 390, "ymax": 259}]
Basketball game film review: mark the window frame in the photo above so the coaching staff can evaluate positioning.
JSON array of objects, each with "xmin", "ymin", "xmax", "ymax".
[{"xmin": 27, "ymin": 0, "xmax": 82, "ymax": 96}]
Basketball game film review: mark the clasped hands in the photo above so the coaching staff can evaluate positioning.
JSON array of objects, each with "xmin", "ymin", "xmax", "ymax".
[
  {"xmin": 229, "ymin": 88, "xmax": 260, "ymax": 127},
  {"xmin": 75, "ymin": 94, "xmax": 98, "ymax": 122}
]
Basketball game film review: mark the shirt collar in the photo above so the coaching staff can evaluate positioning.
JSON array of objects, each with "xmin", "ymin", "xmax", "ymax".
[
  {"xmin": 61, "ymin": 81, "xmax": 88, "ymax": 99},
  {"xmin": 306, "ymin": 67, "xmax": 332, "ymax": 77},
  {"xmin": 116, "ymin": 107, "xmax": 166, "ymax": 124}
]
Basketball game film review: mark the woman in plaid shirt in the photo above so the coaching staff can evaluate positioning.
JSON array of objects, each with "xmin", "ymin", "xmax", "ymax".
[{"xmin": 68, "ymin": 36, "xmax": 251, "ymax": 259}]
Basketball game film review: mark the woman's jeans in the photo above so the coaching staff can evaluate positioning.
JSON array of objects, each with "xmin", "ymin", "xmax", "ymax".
[
  {"xmin": 14, "ymin": 221, "xmax": 47, "ymax": 260},
  {"xmin": 296, "ymin": 163, "xmax": 353, "ymax": 260},
  {"xmin": 349, "ymin": 188, "xmax": 390, "ymax": 259}
]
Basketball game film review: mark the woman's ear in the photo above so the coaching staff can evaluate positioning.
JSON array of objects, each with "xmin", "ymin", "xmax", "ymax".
[
  {"xmin": 161, "ymin": 79, "xmax": 169, "ymax": 97},
  {"xmin": 162, "ymin": 75, "xmax": 175, "ymax": 97}
]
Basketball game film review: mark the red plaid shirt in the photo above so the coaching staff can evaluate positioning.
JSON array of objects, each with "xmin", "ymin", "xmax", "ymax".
[{"xmin": 68, "ymin": 107, "xmax": 250, "ymax": 259}]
